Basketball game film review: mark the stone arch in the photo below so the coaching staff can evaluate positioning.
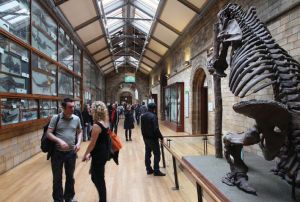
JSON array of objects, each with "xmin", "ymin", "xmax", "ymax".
[{"xmin": 191, "ymin": 66, "xmax": 209, "ymax": 135}]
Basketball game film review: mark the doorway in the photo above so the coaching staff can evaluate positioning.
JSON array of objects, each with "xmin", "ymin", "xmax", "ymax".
[
  {"xmin": 151, "ymin": 93, "xmax": 158, "ymax": 113},
  {"xmin": 120, "ymin": 92, "xmax": 133, "ymax": 104},
  {"xmin": 192, "ymin": 68, "xmax": 208, "ymax": 135}
]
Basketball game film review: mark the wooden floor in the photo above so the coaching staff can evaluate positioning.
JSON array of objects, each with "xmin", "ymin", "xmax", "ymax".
[{"xmin": 0, "ymin": 119, "xmax": 213, "ymax": 202}]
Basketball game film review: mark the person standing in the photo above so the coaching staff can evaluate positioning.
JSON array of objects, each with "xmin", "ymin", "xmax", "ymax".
[
  {"xmin": 82, "ymin": 101, "xmax": 111, "ymax": 202},
  {"xmin": 141, "ymin": 103, "xmax": 165, "ymax": 176},
  {"xmin": 124, "ymin": 105, "xmax": 134, "ymax": 141},
  {"xmin": 82, "ymin": 104, "xmax": 93, "ymax": 141},
  {"xmin": 134, "ymin": 104, "xmax": 141, "ymax": 125},
  {"xmin": 47, "ymin": 98, "xmax": 82, "ymax": 202}
]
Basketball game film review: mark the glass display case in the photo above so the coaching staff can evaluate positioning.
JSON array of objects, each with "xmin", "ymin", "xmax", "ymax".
[
  {"xmin": 0, "ymin": 35, "xmax": 29, "ymax": 93},
  {"xmin": 74, "ymin": 77, "xmax": 80, "ymax": 99},
  {"xmin": 20, "ymin": 99, "xmax": 38, "ymax": 122},
  {"xmin": 0, "ymin": 0, "xmax": 30, "ymax": 43},
  {"xmin": 58, "ymin": 69, "xmax": 73, "ymax": 96},
  {"xmin": 74, "ymin": 46, "xmax": 81, "ymax": 75},
  {"xmin": 164, "ymin": 82, "xmax": 184, "ymax": 132},
  {"xmin": 1, "ymin": 98, "xmax": 39, "ymax": 125},
  {"xmin": 31, "ymin": 0, "xmax": 57, "ymax": 60},
  {"xmin": 39, "ymin": 100, "xmax": 57, "ymax": 118},
  {"xmin": 1, "ymin": 98, "xmax": 20, "ymax": 125},
  {"xmin": 32, "ymin": 54, "xmax": 57, "ymax": 95},
  {"xmin": 58, "ymin": 27, "xmax": 73, "ymax": 70}
]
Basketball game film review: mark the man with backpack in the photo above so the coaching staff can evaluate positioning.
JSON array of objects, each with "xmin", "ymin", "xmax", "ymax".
[{"xmin": 47, "ymin": 98, "xmax": 82, "ymax": 202}]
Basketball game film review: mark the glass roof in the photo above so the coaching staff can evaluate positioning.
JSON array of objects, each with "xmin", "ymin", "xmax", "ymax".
[{"xmin": 98, "ymin": 0, "xmax": 160, "ymax": 72}]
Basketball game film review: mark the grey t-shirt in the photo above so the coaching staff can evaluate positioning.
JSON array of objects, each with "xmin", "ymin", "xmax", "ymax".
[{"xmin": 49, "ymin": 113, "xmax": 82, "ymax": 151}]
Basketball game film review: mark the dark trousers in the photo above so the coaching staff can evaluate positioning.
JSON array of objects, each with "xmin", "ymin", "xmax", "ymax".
[
  {"xmin": 125, "ymin": 129, "xmax": 132, "ymax": 139},
  {"xmin": 144, "ymin": 139, "xmax": 161, "ymax": 172},
  {"xmin": 91, "ymin": 159, "xmax": 106, "ymax": 202},
  {"xmin": 135, "ymin": 114, "xmax": 140, "ymax": 125},
  {"xmin": 51, "ymin": 149, "xmax": 76, "ymax": 202}
]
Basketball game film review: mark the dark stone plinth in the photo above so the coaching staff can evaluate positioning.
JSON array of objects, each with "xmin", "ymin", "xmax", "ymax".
[{"xmin": 183, "ymin": 153, "xmax": 300, "ymax": 202}]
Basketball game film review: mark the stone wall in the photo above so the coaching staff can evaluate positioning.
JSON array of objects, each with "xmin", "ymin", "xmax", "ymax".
[
  {"xmin": 105, "ymin": 68, "xmax": 150, "ymax": 104},
  {"xmin": 150, "ymin": 0, "xmax": 300, "ymax": 155},
  {"xmin": 0, "ymin": 129, "xmax": 42, "ymax": 174}
]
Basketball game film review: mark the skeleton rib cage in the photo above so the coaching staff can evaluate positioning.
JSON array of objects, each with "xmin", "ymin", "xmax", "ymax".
[{"xmin": 219, "ymin": 4, "xmax": 300, "ymax": 187}]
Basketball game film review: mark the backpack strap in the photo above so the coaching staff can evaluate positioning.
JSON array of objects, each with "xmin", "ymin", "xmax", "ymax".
[{"xmin": 53, "ymin": 115, "xmax": 60, "ymax": 136}]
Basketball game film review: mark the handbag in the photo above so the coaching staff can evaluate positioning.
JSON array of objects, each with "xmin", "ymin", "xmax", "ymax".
[{"xmin": 108, "ymin": 130, "xmax": 122, "ymax": 151}]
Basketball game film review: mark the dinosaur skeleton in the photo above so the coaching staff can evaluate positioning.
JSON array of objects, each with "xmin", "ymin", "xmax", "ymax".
[{"xmin": 208, "ymin": 3, "xmax": 300, "ymax": 196}]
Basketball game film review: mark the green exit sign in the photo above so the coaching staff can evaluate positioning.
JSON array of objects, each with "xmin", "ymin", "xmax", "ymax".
[{"xmin": 125, "ymin": 75, "xmax": 135, "ymax": 83}]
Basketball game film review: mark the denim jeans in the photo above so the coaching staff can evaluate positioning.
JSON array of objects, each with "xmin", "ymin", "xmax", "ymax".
[
  {"xmin": 83, "ymin": 123, "xmax": 91, "ymax": 141},
  {"xmin": 51, "ymin": 149, "xmax": 76, "ymax": 202}
]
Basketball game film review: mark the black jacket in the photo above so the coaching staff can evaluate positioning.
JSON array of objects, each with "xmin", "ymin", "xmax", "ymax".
[
  {"xmin": 124, "ymin": 110, "xmax": 134, "ymax": 129},
  {"xmin": 141, "ymin": 111, "xmax": 163, "ymax": 140}
]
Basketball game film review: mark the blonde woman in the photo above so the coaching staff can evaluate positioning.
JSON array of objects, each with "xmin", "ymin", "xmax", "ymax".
[{"xmin": 82, "ymin": 101, "xmax": 110, "ymax": 202}]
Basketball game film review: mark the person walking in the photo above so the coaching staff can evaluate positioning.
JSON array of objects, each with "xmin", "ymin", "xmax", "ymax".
[
  {"xmin": 124, "ymin": 105, "xmax": 134, "ymax": 141},
  {"xmin": 82, "ymin": 104, "xmax": 93, "ymax": 141},
  {"xmin": 47, "ymin": 98, "xmax": 83, "ymax": 202},
  {"xmin": 134, "ymin": 104, "xmax": 141, "ymax": 125},
  {"xmin": 141, "ymin": 103, "xmax": 165, "ymax": 176},
  {"xmin": 82, "ymin": 101, "xmax": 111, "ymax": 202}
]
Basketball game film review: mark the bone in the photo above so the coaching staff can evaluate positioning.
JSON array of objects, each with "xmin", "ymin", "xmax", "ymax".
[
  {"xmin": 233, "ymin": 65, "xmax": 273, "ymax": 94},
  {"xmin": 252, "ymin": 80, "xmax": 277, "ymax": 94},
  {"xmin": 284, "ymin": 153, "xmax": 297, "ymax": 171},
  {"xmin": 239, "ymin": 73, "xmax": 274, "ymax": 97},
  {"xmin": 230, "ymin": 59, "xmax": 271, "ymax": 88}
]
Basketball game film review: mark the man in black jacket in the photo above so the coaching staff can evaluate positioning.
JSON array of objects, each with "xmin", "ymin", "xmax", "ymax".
[{"xmin": 141, "ymin": 103, "xmax": 165, "ymax": 176}]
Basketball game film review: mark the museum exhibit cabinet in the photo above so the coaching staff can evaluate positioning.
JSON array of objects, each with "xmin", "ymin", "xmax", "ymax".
[
  {"xmin": 164, "ymin": 82, "xmax": 184, "ymax": 132},
  {"xmin": 0, "ymin": 0, "xmax": 99, "ymax": 140}
]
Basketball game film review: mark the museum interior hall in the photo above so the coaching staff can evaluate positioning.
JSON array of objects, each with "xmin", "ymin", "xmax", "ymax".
[{"xmin": 1, "ymin": 0, "xmax": 300, "ymax": 201}]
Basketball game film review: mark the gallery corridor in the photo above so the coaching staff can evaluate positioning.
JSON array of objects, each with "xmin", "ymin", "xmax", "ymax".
[{"xmin": 0, "ymin": 119, "xmax": 204, "ymax": 202}]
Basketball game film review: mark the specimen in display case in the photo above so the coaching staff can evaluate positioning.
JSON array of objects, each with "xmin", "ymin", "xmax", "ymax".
[
  {"xmin": 58, "ymin": 70, "xmax": 73, "ymax": 96},
  {"xmin": 0, "ymin": 73, "xmax": 27, "ymax": 93},
  {"xmin": 40, "ymin": 100, "xmax": 57, "ymax": 118},
  {"xmin": 1, "ymin": 98, "xmax": 21, "ymax": 125},
  {"xmin": 58, "ymin": 27, "xmax": 73, "ymax": 70},
  {"xmin": 0, "ymin": 0, "xmax": 30, "ymax": 42},
  {"xmin": 31, "ymin": 0, "xmax": 57, "ymax": 60},
  {"xmin": 32, "ymin": 54, "xmax": 57, "ymax": 95},
  {"xmin": 164, "ymin": 82, "xmax": 184, "ymax": 132},
  {"xmin": 0, "ymin": 35, "xmax": 29, "ymax": 93},
  {"xmin": 20, "ymin": 99, "xmax": 38, "ymax": 122}
]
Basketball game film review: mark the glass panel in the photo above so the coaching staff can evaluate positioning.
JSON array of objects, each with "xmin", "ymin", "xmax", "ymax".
[
  {"xmin": 58, "ymin": 27, "xmax": 73, "ymax": 70},
  {"xmin": 115, "ymin": 56, "xmax": 124, "ymax": 67},
  {"xmin": 164, "ymin": 87, "xmax": 170, "ymax": 121},
  {"xmin": 132, "ymin": 20, "xmax": 150, "ymax": 34},
  {"xmin": 106, "ymin": 7, "xmax": 122, "ymax": 17},
  {"xmin": 102, "ymin": 0, "xmax": 123, "ymax": 14},
  {"xmin": 20, "ymin": 99, "xmax": 38, "ymax": 122},
  {"xmin": 40, "ymin": 100, "xmax": 57, "ymax": 118},
  {"xmin": 107, "ymin": 19, "xmax": 124, "ymax": 33},
  {"xmin": 177, "ymin": 85, "xmax": 181, "ymax": 125},
  {"xmin": 0, "ymin": 35, "xmax": 29, "ymax": 93},
  {"xmin": 31, "ymin": 54, "xmax": 57, "ymax": 96},
  {"xmin": 0, "ymin": 0, "xmax": 30, "ymax": 42},
  {"xmin": 74, "ymin": 77, "xmax": 80, "ymax": 99},
  {"xmin": 133, "ymin": 0, "xmax": 159, "ymax": 17},
  {"xmin": 170, "ymin": 85, "xmax": 177, "ymax": 123},
  {"xmin": 74, "ymin": 46, "xmax": 81, "ymax": 75},
  {"xmin": 83, "ymin": 55, "xmax": 91, "ymax": 89},
  {"xmin": 1, "ymin": 98, "xmax": 20, "ymax": 125},
  {"xmin": 31, "ymin": 0, "xmax": 57, "ymax": 60},
  {"xmin": 58, "ymin": 69, "xmax": 73, "ymax": 96}
]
